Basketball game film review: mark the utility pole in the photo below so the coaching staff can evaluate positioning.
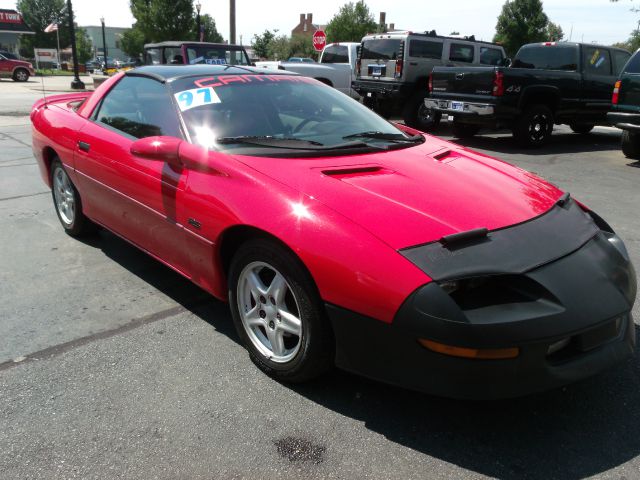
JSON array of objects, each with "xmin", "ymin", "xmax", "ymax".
[
  {"xmin": 195, "ymin": 1, "xmax": 202, "ymax": 41},
  {"xmin": 230, "ymin": 0, "xmax": 236, "ymax": 44},
  {"xmin": 66, "ymin": 0, "xmax": 85, "ymax": 89},
  {"xmin": 100, "ymin": 17, "xmax": 108, "ymax": 68}
]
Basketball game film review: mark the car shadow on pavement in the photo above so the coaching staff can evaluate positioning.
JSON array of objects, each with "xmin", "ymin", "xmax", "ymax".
[
  {"xmin": 291, "ymin": 325, "xmax": 640, "ymax": 480},
  {"xmin": 449, "ymin": 130, "xmax": 621, "ymax": 156},
  {"xmin": 77, "ymin": 228, "xmax": 240, "ymax": 344}
]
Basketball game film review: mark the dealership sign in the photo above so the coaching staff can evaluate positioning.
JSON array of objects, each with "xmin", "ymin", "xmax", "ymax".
[
  {"xmin": 0, "ymin": 11, "xmax": 22, "ymax": 23},
  {"xmin": 34, "ymin": 48, "xmax": 58, "ymax": 63}
]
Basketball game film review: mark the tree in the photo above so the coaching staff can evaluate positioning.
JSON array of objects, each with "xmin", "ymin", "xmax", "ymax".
[
  {"xmin": 613, "ymin": 29, "xmax": 640, "ymax": 52},
  {"xmin": 17, "ymin": 0, "xmax": 69, "ymax": 57},
  {"xmin": 121, "ymin": 26, "xmax": 145, "ymax": 59},
  {"xmin": 252, "ymin": 29, "xmax": 277, "ymax": 59},
  {"xmin": 493, "ymin": 0, "xmax": 549, "ymax": 56},
  {"xmin": 325, "ymin": 1, "xmax": 377, "ymax": 43},
  {"xmin": 546, "ymin": 22, "xmax": 564, "ymax": 41},
  {"xmin": 130, "ymin": 0, "xmax": 194, "ymax": 42},
  {"xmin": 193, "ymin": 14, "xmax": 224, "ymax": 43},
  {"xmin": 75, "ymin": 27, "xmax": 93, "ymax": 63}
]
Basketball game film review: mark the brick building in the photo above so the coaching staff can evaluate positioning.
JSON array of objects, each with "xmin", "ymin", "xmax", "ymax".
[{"xmin": 291, "ymin": 13, "xmax": 325, "ymax": 37}]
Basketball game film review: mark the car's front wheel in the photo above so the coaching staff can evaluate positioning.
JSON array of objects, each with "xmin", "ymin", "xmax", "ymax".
[
  {"xmin": 51, "ymin": 159, "xmax": 96, "ymax": 236},
  {"xmin": 12, "ymin": 68, "xmax": 29, "ymax": 82},
  {"xmin": 451, "ymin": 122, "xmax": 481, "ymax": 139},
  {"xmin": 570, "ymin": 123, "xmax": 595, "ymax": 134},
  {"xmin": 228, "ymin": 239, "xmax": 333, "ymax": 382},
  {"xmin": 621, "ymin": 130, "xmax": 640, "ymax": 160}
]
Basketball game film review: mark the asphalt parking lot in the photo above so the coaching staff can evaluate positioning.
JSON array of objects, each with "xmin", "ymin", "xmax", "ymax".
[{"xmin": 1, "ymin": 77, "xmax": 640, "ymax": 479}]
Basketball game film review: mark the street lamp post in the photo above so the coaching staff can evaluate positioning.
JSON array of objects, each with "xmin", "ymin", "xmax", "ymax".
[
  {"xmin": 100, "ymin": 17, "xmax": 108, "ymax": 70},
  {"xmin": 66, "ymin": 0, "xmax": 85, "ymax": 89},
  {"xmin": 195, "ymin": 1, "xmax": 202, "ymax": 41},
  {"xmin": 230, "ymin": 0, "xmax": 236, "ymax": 44}
]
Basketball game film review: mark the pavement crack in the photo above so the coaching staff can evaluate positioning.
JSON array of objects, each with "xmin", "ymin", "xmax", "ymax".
[
  {"xmin": 0, "ymin": 131, "xmax": 32, "ymax": 148},
  {"xmin": 0, "ymin": 191, "xmax": 49, "ymax": 202},
  {"xmin": 0, "ymin": 299, "xmax": 209, "ymax": 372}
]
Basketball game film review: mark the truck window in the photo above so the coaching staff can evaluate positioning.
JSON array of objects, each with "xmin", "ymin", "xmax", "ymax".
[
  {"xmin": 321, "ymin": 45, "xmax": 349, "ymax": 63},
  {"xmin": 613, "ymin": 50, "xmax": 632, "ymax": 75},
  {"xmin": 361, "ymin": 39, "xmax": 402, "ymax": 60},
  {"xmin": 480, "ymin": 47, "xmax": 504, "ymax": 66},
  {"xmin": 186, "ymin": 46, "xmax": 250, "ymax": 65},
  {"xmin": 145, "ymin": 48, "xmax": 162, "ymax": 65},
  {"xmin": 449, "ymin": 43, "xmax": 474, "ymax": 63},
  {"xmin": 164, "ymin": 47, "xmax": 183, "ymax": 64},
  {"xmin": 408, "ymin": 40, "xmax": 443, "ymax": 59},
  {"xmin": 512, "ymin": 45, "xmax": 578, "ymax": 71},
  {"xmin": 583, "ymin": 47, "xmax": 612, "ymax": 75}
]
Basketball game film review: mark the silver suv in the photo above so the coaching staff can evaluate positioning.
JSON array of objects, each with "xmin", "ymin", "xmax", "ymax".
[{"xmin": 353, "ymin": 31, "xmax": 506, "ymax": 130}]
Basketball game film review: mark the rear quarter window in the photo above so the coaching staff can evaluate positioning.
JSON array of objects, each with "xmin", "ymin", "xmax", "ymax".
[
  {"xmin": 582, "ymin": 47, "xmax": 612, "ymax": 75},
  {"xmin": 480, "ymin": 47, "xmax": 504, "ymax": 66},
  {"xmin": 408, "ymin": 39, "xmax": 443, "ymax": 59}
]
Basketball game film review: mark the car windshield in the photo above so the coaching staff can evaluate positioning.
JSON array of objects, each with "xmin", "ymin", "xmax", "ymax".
[
  {"xmin": 186, "ymin": 46, "xmax": 250, "ymax": 65},
  {"xmin": 1, "ymin": 51, "xmax": 18, "ymax": 60},
  {"xmin": 171, "ymin": 74, "xmax": 422, "ymax": 156}
]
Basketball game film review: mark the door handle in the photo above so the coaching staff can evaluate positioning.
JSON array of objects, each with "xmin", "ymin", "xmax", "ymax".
[{"xmin": 78, "ymin": 141, "xmax": 90, "ymax": 152}]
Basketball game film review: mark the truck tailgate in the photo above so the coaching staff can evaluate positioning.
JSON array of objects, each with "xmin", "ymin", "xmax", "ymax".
[{"xmin": 431, "ymin": 66, "xmax": 497, "ymax": 96}]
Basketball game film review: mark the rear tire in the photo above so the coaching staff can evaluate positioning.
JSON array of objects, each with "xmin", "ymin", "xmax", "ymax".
[
  {"xmin": 50, "ymin": 159, "xmax": 97, "ymax": 237},
  {"xmin": 12, "ymin": 68, "xmax": 29, "ymax": 82},
  {"xmin": 451, "ymin": 122, "xmax": 481, "ymax": 139},
  {"xmin": 513, "ymin": 104, "xmax": 554, "ymax": 148},
  {"xmin": 403, "ymin": 92, "xmax": 441, "ymax": 131},
  {"xmin": 228, "ymin": 239, "xmax": 334, "ymax": 383},
  {"xmin": 621, "ymin": 130, "xmax": 640, "ymax": 160},
  {"xmin": 570, "ymin": 123, "xmax": 595, "ymax": 134}
]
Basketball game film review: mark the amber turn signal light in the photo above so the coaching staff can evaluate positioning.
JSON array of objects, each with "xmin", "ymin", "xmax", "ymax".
[{"xmin": 418, "ymin": 339, "xmax": 519, "ymax": 360}]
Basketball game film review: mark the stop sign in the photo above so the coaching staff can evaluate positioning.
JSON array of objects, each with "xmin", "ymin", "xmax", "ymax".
[{"xmin": 313, "ymin": 30, "xmax": 326, "ymax": 52}]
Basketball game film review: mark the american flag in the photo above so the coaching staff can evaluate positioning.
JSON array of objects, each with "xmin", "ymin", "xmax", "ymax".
[{"xmin": 44, "ymin": 23, "xmax": 58, "ymax": 33}]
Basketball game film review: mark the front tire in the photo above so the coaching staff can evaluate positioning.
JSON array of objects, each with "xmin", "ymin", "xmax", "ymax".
[
  {"xmin": 51, "ymin": 159, "xmax": 96, "ymax": 236},
  {"xmin": 13, "ymin": 68, "xmax": 29, "ymax": 82},
  {"xmin": 228, "ymin": 239, "xmax": 334, "ymax": 382},
  {"xmin": 621, "ymin": 130, "xmax": 640, "ymax": 160},
  {"xmin": 403, "ymin": 92, "xmax": 441, "ymax": 131},
  {"xmin": 513, "ymin": 104, "xmax": 554, "ymax": 148}
]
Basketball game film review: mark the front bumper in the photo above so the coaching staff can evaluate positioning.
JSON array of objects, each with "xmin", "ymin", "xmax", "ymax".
[
  {"xmin": 425, "ymin": 98, "xmax": 495, "ymax": 116},
  {"xmin": 328, "ymin": 203, "xmax": 637, "ymax": 399}
]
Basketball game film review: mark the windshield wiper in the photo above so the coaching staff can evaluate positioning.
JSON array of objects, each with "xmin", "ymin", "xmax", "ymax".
[
  {"xmin": 342, "ymin": 131, "xmax": 423, "ymax": 142},
  {"xmin": 215, "ymin": 135, "xmax": 376, "ymax": 151}
]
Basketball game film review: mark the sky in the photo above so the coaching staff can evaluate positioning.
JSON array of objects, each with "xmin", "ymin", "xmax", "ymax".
[{"xmin": 2, "ymin": 0, "xmax": 638, "ymax": 46}]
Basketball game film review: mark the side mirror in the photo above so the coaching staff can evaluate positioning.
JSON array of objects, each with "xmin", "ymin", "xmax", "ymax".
[
  {"xmin": 502, "ymin": 58, "xmax": 512, "ymax": 67},
  {"xmin": 130, "ymin": 136, "xmax": 182, "ymax": 168}
]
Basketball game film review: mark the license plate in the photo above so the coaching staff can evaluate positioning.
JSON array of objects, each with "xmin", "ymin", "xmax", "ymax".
[
  {"xmin": 451, "ymin": 101, "xmax": 464, "ymax": 111},
  {"xmin": 370, "ymin": 65, "xmax": 383, "ymax": 77}
]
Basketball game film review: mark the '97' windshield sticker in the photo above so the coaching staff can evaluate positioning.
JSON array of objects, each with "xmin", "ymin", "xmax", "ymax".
[{"xmin": 174, "ymin": 87, "xmax": 221, "ymax": 111}]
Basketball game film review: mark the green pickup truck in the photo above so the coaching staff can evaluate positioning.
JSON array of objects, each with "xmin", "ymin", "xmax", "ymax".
[
  {"xmin": 426, "ymin": 42, "xmax": 630, "ymax": 147},
  {"xmin": 607, "ymin": 49, "xmax": 640, "ymax": 159}
]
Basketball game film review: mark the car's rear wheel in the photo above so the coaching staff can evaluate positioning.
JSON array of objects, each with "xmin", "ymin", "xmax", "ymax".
[
  {"xmin": 621, "ymin": 130, "xmax": 640, "ymax": 160},
  {"xmin": 403, "ymin": 92, "xmax": 441, "ymax": 131},
  {"xmin": 513, "ymin": 104, "xmax": 554, "ymax": 148},
  {"xmin": 570, "ymin": 123, "xmax": 595, "ymax": 134},
  {"xmin": 228, "ymin": 239, "xmax": 333, "ymax": 382},
  {"xmin": 13, "ymin": 68, "xmax": 29, "ymax": 82},
  {"xmin": 451, "ymin": 122, "xmax": 481, "ymax": 139},
  {"xmin": 51, "ymin": 159, "xmax": 96, "ymax": 236}
]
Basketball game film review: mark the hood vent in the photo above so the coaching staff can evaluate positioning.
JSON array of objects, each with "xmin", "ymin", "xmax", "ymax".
[{"xmin": 322, "ymin": 166, "xmax": 392, "ymax": 180}]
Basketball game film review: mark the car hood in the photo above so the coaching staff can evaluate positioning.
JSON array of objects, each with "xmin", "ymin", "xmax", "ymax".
[
  {"xmin": 234, "ymin": 139, "xmax": 564, "ymax": 250},
  {"xmin": 12, "ymin": 59, "xmax": 33, "ymax": 68}
]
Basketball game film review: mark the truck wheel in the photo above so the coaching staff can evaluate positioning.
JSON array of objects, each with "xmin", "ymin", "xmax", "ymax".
[
  {"xmin": 513, "ymin": 105, "xmax": 554, "ymax": 148},
  {"xmin": 451, "ymin": 122, "xmax": 481, "ymax": 139},
  {"xmin": 403, "ymin": 92, "xmax": 441, "ymax": 131},
  {"xmin": 570, "ymin": 124, "xmax": 595, "ymax": 134},
  {"xmin": 621, "ymin": 130, "xmax": 640, "ymax": 160}
]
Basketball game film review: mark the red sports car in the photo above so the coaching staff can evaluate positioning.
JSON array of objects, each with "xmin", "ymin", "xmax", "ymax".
[{"xmin": 31, "ymin": 66, "xmax": 636, "ymax": 399}]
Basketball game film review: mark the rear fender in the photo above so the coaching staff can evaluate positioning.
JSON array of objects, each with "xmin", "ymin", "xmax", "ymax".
[{"xmin": 518, "ymin": 85, "xmax": 561, "ymax": 112}]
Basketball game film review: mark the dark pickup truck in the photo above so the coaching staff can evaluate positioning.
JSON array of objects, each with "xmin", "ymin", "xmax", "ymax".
[{"xmin": 426, "ymin": 42, "xmax": 631, "ymax": 147}]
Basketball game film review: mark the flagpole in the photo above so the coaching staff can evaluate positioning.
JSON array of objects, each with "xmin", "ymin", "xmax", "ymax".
[{"xmin": 55, "ymin": 28, "xmax": 60, "ymax": 70}]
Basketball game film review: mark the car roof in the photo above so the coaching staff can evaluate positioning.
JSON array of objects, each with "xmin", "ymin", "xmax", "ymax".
[
  {"xmin": 144, "ymin": 41, "xmax": 244, "ymax": 49},
  {"xmin": 519, "ymin": 41, "xmax": 630, "ymax": 53},
  {"xmin": 125, "ymin": 64, "xmax": 291, "ymax": 82}
]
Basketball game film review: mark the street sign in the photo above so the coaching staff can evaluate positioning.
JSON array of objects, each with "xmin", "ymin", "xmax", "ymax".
[
  {"xmin": 312, "ymin": 30, "xmax": 326, "ymax": 52},
  {"xmin": 34, "ymin": 48, "xmax": 58, "ymax": 64}
]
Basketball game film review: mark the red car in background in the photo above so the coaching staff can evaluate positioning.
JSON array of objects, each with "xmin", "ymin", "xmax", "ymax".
[
  {"xmin": 30, "ymin": 65, "xmax": 636, "ymax": 399},
  {"xmin": 0, "ymin": 51, "xmax": 35, "ymax": 81}
]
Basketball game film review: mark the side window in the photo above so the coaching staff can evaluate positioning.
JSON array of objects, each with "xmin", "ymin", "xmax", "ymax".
[
  {"xmin": 321, "ymin": 45, "xmax": 349, "ymax": 63},
  {"xmin": 613, "ymin": 50, "xmax": 631, "ymax": 76},
  {"xmin": 94, "ymin": 76, "xmax": 182, "ymax": 140},
  {"xmin": 480, "ymin": 47, "xmax": 504, "ymax": 66},
  {"xmin": 145, "ymin": 48, "xmax": 161, "ymax": 65},
  {"xmin": 164, "ymin": 47, "xmax": 183, "ymax": 64},
  {"xmin": 408, "ymin": 40, "xmax": 443, "ymax": 59},
  {"xmin": 583, "ymin": 47, "xmax": 612, "ymax": 75},
  {"xmin": 449, "ymin": 43, "xmax": 474, "ymax": 63}
]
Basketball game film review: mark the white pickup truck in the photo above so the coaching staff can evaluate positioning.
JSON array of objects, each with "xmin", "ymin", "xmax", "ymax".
[{"xmin": 255, "ymin": 42, "xmax": 360, "ymax": 99}]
